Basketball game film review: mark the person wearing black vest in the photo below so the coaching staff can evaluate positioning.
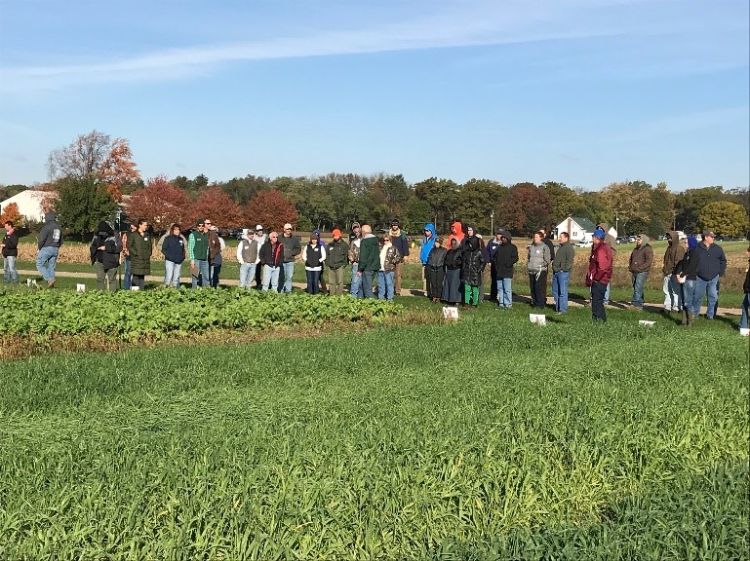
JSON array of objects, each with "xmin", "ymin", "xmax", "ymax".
[
  {"xmin": 259, "ymin": 231, "xmax": 285, "ymax": 291},
  {"xmin": 90, "ymin": 220, "xmax": 122, "ymax": 291},
  {"xmin": 302, "ymin": 234, "xmax": 327, "ymax": 294}
]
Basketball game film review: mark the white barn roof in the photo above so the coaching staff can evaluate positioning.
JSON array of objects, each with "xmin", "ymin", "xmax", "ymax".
[{"xmin": 0, "ymin": 190, "xmax": 55, "ymax": 222}]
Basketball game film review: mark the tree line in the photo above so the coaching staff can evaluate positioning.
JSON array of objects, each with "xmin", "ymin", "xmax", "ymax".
[{"xmin": 1, "ymin": 130, "xmax": 748, "ymax": 238}]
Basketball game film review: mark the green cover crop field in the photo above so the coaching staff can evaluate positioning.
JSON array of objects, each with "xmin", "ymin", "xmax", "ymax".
[{"xmin": 0, "ymin": 300, "xmax": 748, "ymax": 560}]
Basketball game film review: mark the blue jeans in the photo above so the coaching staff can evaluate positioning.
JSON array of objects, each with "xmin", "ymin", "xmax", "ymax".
[
  {"xmin": 378, "ymin": 271, "xmax": 395, "ymax": 300},
  {"xmin": 631, "ymin": 272, "xmax": 648, "ymax": 308},
  {"xmin": 604, "ymin": 283, "xmax": 610, "ymax": 306},
  {"xmin": 694, "ymin": 276, "xmax": 719, "ymax": 319},
  {"xmin": 740, "ymin": 293, "xmax": 749, "ymax": 330},
  {"xmin": 210, "ymin": 264, "xmax": 221, "ymax": 288},
  {"xmin": 591, "ymin": 281, "xmax": 607, "ymax": 321},
  {"xmin": 350, "ymin": 263, "xmax": 363, "ymax": 297},
  {"xmin": 552, "ymin": 271, "xmax": 570, "ymax": 312},
  {"xmin": 191, "ymin": 259, "xmax": 210, "ymax": 288},
  {"xmin": 360, "ymin": 270, "xmax": 375, "ymax": 298},
  {"xmin": 262, "ymin": 265, "xmax": 280, "ymax": 291},
  {"xmin": 495, "ymin": 278, "xmax": 512, "ymax": 308},
  {"xmin": 306, "ymin": 269, "xmax": 321, "ymax": 294},
  {"xmin": 663, "ymin": 274, "xmax": 681, "ymax": 311},
  {"xmin": 3, "ymin": 256, "xmax": 18, "ymax": 283},
  {"xmin": 239, "ymin": 263, "xmax": 256, "ymax": 288},
  {"xmin": 682, "ymin": 279, "xmax": 697, "ymax": 316},
  {"xmin": 164, "ymin": 260, "xmax": 182, "ymax": 287},
  {"xmin": 281, "ymin": 262, "xmax": 295, "ymax": 293},
  {"xmin": 36, "ymin": 246, "xmax": 59, "ymax": 282},
  {"xmin": 123, "ymin": 257, "xmax": 132, "ymax": 290}
]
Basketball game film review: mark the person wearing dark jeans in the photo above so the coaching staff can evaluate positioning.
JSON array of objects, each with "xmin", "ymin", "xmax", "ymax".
[
  {"xmin": 527, "ymin": 231, "xmax": 551, "ymax": 308},
  {"xmin": 586, "ymin": 227, "xmax": 613, "ymax": 321}
]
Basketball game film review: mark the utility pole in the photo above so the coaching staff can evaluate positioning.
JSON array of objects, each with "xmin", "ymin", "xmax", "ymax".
[
  {"xmin": 615, "ymin": 215, "xmax": 619, "ymax": 236},
  {"xmin": 490, "ymin": 210, "xmax": 495, "ymax": 236}
]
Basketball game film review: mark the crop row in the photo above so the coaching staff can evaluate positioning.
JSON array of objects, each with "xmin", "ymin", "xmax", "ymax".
[{"xmin": 0, "ymin": 289, "xmax": 402, "ymax": 338}]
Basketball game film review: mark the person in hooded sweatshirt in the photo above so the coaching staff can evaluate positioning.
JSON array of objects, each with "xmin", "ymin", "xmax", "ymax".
[
  {"xmin": 36, "ymin": 212, "xmax": 63, "ymax": 288},
  {"xmin": 662, "ymin": 230, "xmax": 686, "ymax": 313},
  {"xmin": 527, "ymin": 230, "xmax": 551, "ymax": 308},
  {"xmin": 442, "ymin": 238, "xmax": 463, "ymax": 305},
  {"xmin": 492, "ymin": 230, "xmax": 518, "ymax": 309},
  {"xmin": 461, "ymin": 231, "xmax": 485, "ymax": 307},
  {"xmin": 675, "ymin": 235, "xmax": 700, "ymax": 325},
  {"xmin": 161, "ymin": 223, "xmax": 186, "ymax": 288},
  {"xmin": 90, "ymin": 220, "xmax": 122, "ymax": 291},
  {"xmin": 445, "ymin": 220, "xmax": 465, "ymax": 251},
  {"xmin": 586, "ymin": 227, "xmax": 613, "ymax": 321},
  {"xmin": 419, "ymin": 223, "xmax": 437, "ymax": 297},
  {"xmin": 426, "ymin": 238, "xmax": 447, "ymax": 302},
  {"xmin": 627, "ymin": 234, "xmax": 654, "ymax": 310}
]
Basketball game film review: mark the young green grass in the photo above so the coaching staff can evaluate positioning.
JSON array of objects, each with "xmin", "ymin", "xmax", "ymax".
[{"xmin": 0, "ymin": 303, "xmax": 747, "ymax": 559}]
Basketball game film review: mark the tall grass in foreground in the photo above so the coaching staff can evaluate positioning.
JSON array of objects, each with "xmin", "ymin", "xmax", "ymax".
[{"xmin": 0, "ymin": 305, "xmax": 747, "ymax": 559}]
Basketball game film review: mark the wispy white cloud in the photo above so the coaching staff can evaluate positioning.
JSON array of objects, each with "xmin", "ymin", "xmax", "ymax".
[{"xmin": 0, "ymin": 1, "xmax": 637, "ymax": 94}]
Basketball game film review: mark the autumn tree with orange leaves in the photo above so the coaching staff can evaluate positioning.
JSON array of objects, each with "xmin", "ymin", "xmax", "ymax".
[
  {"xmin": 124, "ymin": 176, "xmax": 192, "ymax": 232},
  {"xmin": 0, "ymin": 202, "xmax": 22, "ymax": 226},
  {"xmin": 48, "ymin": 130, "xmax": 140, "ymax": 201},
  {"xmin": 244, "ymin": 190, "xmax": 299, "ymax": 233},
  {"xmin": 191, "ymin": 187, "xmax": 244, "ymax": 229}
]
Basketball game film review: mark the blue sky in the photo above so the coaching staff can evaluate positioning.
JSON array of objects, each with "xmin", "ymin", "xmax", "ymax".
[{"xmin": 1, "ymin": 0, "xmax": 748, "ymax": 190}]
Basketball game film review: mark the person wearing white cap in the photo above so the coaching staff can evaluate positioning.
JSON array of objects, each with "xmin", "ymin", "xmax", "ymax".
[
  {"xmin": 252, "ymin": 225, "xmax": 266, "ymax": 289},
  {"xmin": 280, "ymin": 223, "xmax": 301, "ymax": 293}
]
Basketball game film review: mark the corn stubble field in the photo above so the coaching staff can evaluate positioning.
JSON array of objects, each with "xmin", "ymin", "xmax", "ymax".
[{"xmin": 0, "ymin": 296, "xmax": 748, "ymax": 560}]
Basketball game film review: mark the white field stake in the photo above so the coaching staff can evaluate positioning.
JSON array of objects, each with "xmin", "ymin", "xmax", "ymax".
[
  {"xmin": 529, "ymin": 313, "xmax": 546, "ymax": 326},
  {"xmin": 130, "ymin": 286, "xmax": 140, "ymax": 291},
  {"xmin": 639, "ymin": 320, "xmax": 655, "ymax": 327},
  {"xmin": 76, "ymin": 284, "xmax": 86, "ymax": 293},
  {"xmin": 442, "ymin": 306, "xmax": 459, "ymax": 320}
]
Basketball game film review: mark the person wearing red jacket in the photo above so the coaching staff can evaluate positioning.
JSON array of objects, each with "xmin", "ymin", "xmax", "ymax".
[{"xmin": 586, "ymin": 227, "xmax": 613, "ymax": 321}]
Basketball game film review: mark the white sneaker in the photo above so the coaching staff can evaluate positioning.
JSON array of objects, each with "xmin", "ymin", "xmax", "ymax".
[{"xmin": 740, "ymin": 328, "xmax": 750, "ymax": 337}]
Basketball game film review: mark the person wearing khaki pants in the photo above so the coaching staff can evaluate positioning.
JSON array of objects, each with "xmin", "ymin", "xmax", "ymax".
[
  {"xmin": 325, "ymin": 228, "xmax": 349, "ymax": 295},
  {"xmin": 389, "ymin": 219, "xmax": 410, "ymax": 296}
]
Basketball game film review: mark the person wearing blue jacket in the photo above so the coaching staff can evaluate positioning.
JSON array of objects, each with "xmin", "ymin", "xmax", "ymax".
[
  {"xmin": 161, "ymin": 223, "xmax": 187, "ymax": 288},
  {"xmin": 420, "ymin": 223, "xmax": 437, "ymax": 297}
]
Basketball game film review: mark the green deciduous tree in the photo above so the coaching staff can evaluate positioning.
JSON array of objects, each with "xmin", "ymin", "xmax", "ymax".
[
  {"xmin": 53, "ymin": 176, "xmax": 117, "ymax": 237},
  {"xmin": 699, "ymin": 201, "xmax": 749, "ymax": 238}
]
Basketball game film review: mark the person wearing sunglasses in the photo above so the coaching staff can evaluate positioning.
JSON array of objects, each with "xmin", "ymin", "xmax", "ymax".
[{"xmin": 188, "ymin": 219, "xmax": 210, "ymax": 287}]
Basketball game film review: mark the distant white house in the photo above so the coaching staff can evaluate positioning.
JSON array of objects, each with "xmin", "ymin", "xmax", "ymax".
[
  {"xmin": 0, "ymin": 190, "xmax": 56, "ymax": 222},
  {"xmin": 555, "ymin": 216, "xmax": 597, "ymax": 243}
]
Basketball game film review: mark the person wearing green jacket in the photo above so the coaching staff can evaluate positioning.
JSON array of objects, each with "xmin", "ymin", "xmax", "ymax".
[
  {"xmin": 552, "ymin": 232, "xmax": 575, "ymax": 313},
  {"xmin": 357, "ymin": 224, "xmax": 380, "ymax": 298},
  {"xmin": 326, "ymin": 228, "xmax": 349, "ymax": 295},
  {"xmin": 127, "ymin": 219, "xmax": 153, "ymax": 290},
  {"xmin": 188, "ymin": 219, "xmax": 210, "ymax": 288}
]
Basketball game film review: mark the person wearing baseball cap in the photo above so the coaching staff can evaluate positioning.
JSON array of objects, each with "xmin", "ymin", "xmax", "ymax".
[
  {"xmin": 280, "ymin": 223, "xmax": 301, "ymax": 293},
  {"xmin": 585, "ymin": 227, "xmax": 613, "ymax": 321},
  {"xmin": 694, "ymin": 229, "xmax": 727, "ymax": 319},
  {"xmin": 326, "ymin": 227, "xmax": 349, "ymax": 295},
  {"xmin": 389, "ymin": 219, "xmax": 409, "ymax": 294},
  {"xmin": 349, "ymin": 222, "xmax": 363, "ymax": 297}
]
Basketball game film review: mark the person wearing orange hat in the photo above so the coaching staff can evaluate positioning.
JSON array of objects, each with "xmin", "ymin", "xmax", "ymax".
[{"xmin": 326, "ymin": 227, "xmax": 349, "ymax": 295}]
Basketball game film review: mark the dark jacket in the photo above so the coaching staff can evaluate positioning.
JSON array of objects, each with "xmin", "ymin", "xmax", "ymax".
[
  {"xmin": 744, "ymin": 259, "xmax": 750, "ymax": 293},
  {"xmin": 390, "ymin": 229, "xmax": 409, "ymax": 260},
  {"xmin": 695, "ymin": 242, "xmax": 727, "ymax": 281},
  {"xmin": 208, "ymin": 231, "xmax": 222, "ymax": 261},
  {"xmin": 358, "ymin": 235, "xmax": 380, "ymax": 272},
  {"xmin": 38, "ymin": 213, "xmax": 63, "ymax": 249},
  {"xmin": 662, "ymin": 231, "xmax": 686, "ymax": 275},
  {"xmin": 1, "ymin": 229, "xmax": 19, "ymax": 257},
  {"xmin": 586, "ymin": 241, "xmax": 613, "ymax": 286},
  {"xmin": 675, "ymin": 247, "xmax": 700, "ymax": 281},
  {"xmin": 162, "ymin": 234, "xmax": 186, "ymax": 264},
  {"xmin": 493, "ymin": 240, "xmax": 519, "ymax": 279},
  {"xmin": 282, "ymin": 234, "xmax": 301, "ymax": 262},
  {"xmin": 461, "ymin": 236, "xmax": 485, "ymax": 286},
  {"xmin": 444, "ymin": 247, "xmax": 462, "ymax": 270},
  {"xmin": 628, "ymin": 236, "xmax": 654, "ymax": 274},
  {"xmin": 427, "ymin": 246, "xmax": 447, "ymax": 268},
  {"xmin": 543, "ymin": 238, "xmax": 556, "ymax": 262},
  {"xmin": 553, "ymin": 241, "xmax": 575, "ymax": 273},
  {"xmin": 90, "ymin": 222, "xmax": 121, "ymax": 270},
  {"xmin": 259, "ymin": 240, "xmax": 284, "ymax": 267},
  {"xmin": 326, "ymin": 238, "xmax": 349, "ymax": 269},
  {"xmin": 127, "ymin": 231, "xmax": 152, "ymax": 275},
  {"xmin": 486, "ymin": 238, "xmax": 502, "ymax": 264}
]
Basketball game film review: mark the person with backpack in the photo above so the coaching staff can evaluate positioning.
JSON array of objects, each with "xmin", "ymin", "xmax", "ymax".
[
  {"xmin": 36, "ymin": 212, "xmax": 63, "ymax": 288},
  {"xmin": 326, "ymin": 228, "xmax": 349, "ymax": 295},
  {"xmin": 127, "ymin": 219, "xmax": 152, "ymax": 290},
  {"xmin": 2, "ymin": 220, "xmax": 19, "ymax": 284},
  {"xmin": 90, "ymin": 221, "xmax": 122, "ymax": 291},
  {"xmin": 161, "ymin": 223, "xmax": 186, "ymax": 288}
]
